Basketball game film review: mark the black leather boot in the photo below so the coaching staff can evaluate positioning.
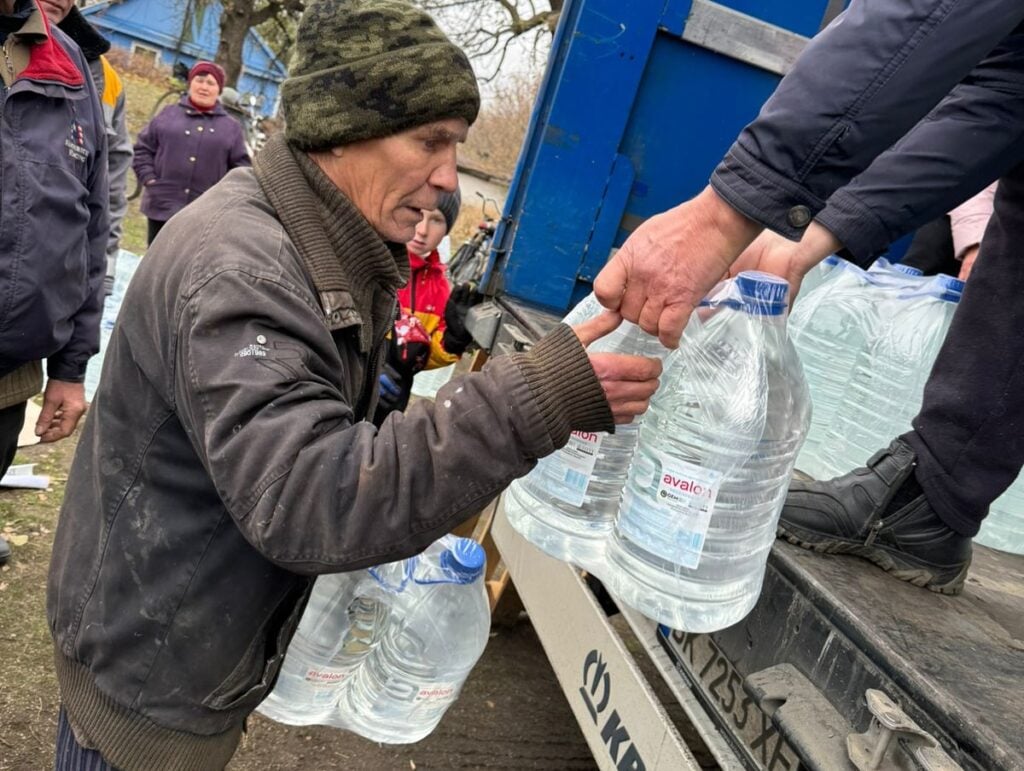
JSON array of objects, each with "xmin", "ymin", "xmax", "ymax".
[
  {"xmin": 0, "ymin": 535, "xmax": 10, "ymax": 566},
  {"xmin": 779, "ymin": 438, "xmax": 972, "ymax": 595}
]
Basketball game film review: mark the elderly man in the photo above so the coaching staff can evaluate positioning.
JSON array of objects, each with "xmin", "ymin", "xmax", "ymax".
[
  {"xmin": 595, "ymin": 0, "xmax": 1024, "ymax": 594},
  {"xmin": 0, "ymin": 0, "xmax": 108, "ymax": 567},
  {"xmin": 47, "ymin": 2, "xmax": 660, "ymax": 768}
]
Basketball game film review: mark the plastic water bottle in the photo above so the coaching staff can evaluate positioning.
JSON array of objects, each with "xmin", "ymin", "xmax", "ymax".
[
  {"xmin": 868, "ymin": 256, "xmax": 924, "ymax": 281},
  {"xmin": 342, "ymin": 536, "xmax": 490, "ymax": 743},
  {"xmin": 977, "ymin": 476, "xmax": 1024, "ymax": 556},
  {"xmin": 504, "ymin": 294, "xmax": 664, "ymax": 571},
  {"xmin": 815, "ymin": 275, "xmax": 963, "ymax": 477},
  {"xmin": 789, "ymin": 262, "xmax": 876, "ymax": 479},
  {"xmin": 791, "ymin": 258, "xmax": 931, "ymax": 479},
  {"xmin": 258, "ymin": 562, "xmax": 409, "ymax": 725},
  {"xmin": 600, "ymin": 273, "xmax": 810, "ymax": 632}
]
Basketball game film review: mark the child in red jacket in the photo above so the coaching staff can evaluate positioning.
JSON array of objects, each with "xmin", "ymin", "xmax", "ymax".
[{"xmin": 374, "ymin": 188, "xmax": 477, "ymax": 425}]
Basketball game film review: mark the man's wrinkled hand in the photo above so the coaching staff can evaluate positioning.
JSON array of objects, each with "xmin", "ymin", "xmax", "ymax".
[
  {"xmin": 594, "ymin": 187, "xmax": 761, "ymax": 349},
  {"xmin": 35, "ymin": 379, "xmax": 87, "ymax": 443},
  {"xmin": 727, "ymin": 229, "xmax": 807, "ymax": 296},
  {"xmin": 572, "ymin": 311, "xmax": 662, "ymax": 425}
]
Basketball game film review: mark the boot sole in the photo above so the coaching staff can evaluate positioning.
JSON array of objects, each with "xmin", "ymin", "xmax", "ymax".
[{"xmin": 777, "ymin": 525, "xmax": 969, "ymax": 596}]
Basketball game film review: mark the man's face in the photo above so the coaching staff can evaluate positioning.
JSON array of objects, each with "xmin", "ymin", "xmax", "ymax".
[
  {"xmin": 188, "ymin": 74, "xmax": 221, "ymax": 109},
  {"xmin": 322, "ymin": 118, "xmax": 467, "ymax": 244},
  {"xmin": 40, "ymin": 0, "xmax": 75, "ymax": 22},
  {"xmin": 407, "ymin": 209, "xmax": 448, "ymax": 257}
]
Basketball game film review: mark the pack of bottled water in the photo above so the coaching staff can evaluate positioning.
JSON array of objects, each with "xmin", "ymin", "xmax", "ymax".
[
  {"xmin": 977, "ymin": 476, "xmax": 1024, "ymax": 556},
  {"xmin": 504, "ymin": 293, "xmax": 665, "ymax": 572},
  {"xmin": 597, "ymin": 273, "xmax": 810, "ymax": 632},
  {"xmin": 814, "ymin": 274, "xmax": 963, "ymax": 477},
  {"xmin": 789, "ymin": 258, "xmax": 927, "ymax": 479},
  {"xmin": 257, "ymin": 535, "xmax": 490, "ymax": 743}
]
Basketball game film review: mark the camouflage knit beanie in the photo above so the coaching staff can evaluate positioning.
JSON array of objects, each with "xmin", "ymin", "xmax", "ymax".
[{"xmin": 282, "ymin": 0, "xmax": 480, "ymax": 151}]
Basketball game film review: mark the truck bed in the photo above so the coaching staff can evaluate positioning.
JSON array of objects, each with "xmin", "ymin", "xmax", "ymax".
[{"xmin": 662, "ymin": 540, "xmax": 1024, "ymax": 770}]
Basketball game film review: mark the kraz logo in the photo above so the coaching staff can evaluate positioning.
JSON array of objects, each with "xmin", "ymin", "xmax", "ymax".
[{"xmin": 579, "ymin": 649, "xmax": 646, "ymax": 771}]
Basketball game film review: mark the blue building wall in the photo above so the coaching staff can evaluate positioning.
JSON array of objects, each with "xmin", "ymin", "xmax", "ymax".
[{"xmin": 82, "ymin": 0, "xmax": 286, "ymax": 116}]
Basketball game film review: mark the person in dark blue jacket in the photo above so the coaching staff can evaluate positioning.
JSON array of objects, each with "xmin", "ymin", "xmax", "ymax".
[
  {"xmin": 0, "ymin": 0, "xmax": 108, "ymax": 566},
  {"xmin": 594, "ymin": 0, "xmax": 1024, "ymax": 594}
]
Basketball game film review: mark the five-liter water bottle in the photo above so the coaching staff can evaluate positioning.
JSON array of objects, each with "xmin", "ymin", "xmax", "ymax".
[
  {"xmin": 868, "ymin": 256, "xmax": 925, "ymax": 282},
  {"xmin": 599, "ymin": 273, "xmax": 810, "ymax": 632},
  {"xmin": 789, "ymin": 261, "xmax": 876, "ymax": 478},
  {"xmin": 815, "ymin": 274, "xmax": 964, "ymax": 478},
  {"xmin": 790, "ymin": 260, "xmax": 927, "ymax": 479},
  {"xmin": 258, "ymin": 561, "xmax": 410, "ymax": 725},
  {"xmin": 977, "ymin": 475, "xmax": 1024, "ymax": 556},
  {"xmin": 341, "ymin": 537, "xmax": 490, "ymax": 743},
  {"xmin": 504, "ymin": 293, "xmax": 664, "ymax": 572}
]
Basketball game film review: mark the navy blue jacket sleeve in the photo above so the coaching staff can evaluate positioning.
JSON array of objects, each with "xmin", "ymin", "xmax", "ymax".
[
  {"xmin": 47, "ymin": 41, "xmax": 109, "ymax": 383},
  {"xmin": 710, "ymin": 0, "xmax": 1024, "ymax": 240},
  {"xmin": 817, "ymin": 27, "xmax": 1024, "ymax": 264}
]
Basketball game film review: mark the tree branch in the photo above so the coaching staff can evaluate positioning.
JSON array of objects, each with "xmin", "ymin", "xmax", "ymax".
[{"xmin": 250, "ymin": 0, "xmax": 304, "ymax": 27}]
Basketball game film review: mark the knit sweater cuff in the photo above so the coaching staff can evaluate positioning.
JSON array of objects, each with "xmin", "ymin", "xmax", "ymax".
[
  {"xmin": 54, "ymin": 651, "xmax": 242, "ymax": 771},
  {"xmin": 510, "ymin": 324, "xmax": 613, "ymax": 448}
]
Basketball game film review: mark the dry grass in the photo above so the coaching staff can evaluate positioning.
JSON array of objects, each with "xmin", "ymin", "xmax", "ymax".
[{"xmin": 0, "ymin": 436, "xmax": 77, "ymax": 769}]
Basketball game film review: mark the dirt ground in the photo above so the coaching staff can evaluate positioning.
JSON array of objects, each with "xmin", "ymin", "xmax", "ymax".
[{"xmin": 0, "ymin": 432, "xmax": 600, "ymax": 771}]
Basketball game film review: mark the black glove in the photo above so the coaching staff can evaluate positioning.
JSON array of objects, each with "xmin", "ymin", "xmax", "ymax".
[
  {"xmin": 442, "ymin": 283, "xmax": 482, "ymax": 356},
  {"xmin": 378, "ymin": 362, "xmax": 407, "ymax": 411},
  {"xmin": 374, "ymin": 361, "xmax": 412, "ymax": 427}
]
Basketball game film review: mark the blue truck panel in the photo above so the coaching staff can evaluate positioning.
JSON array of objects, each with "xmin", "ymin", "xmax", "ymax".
[{"xmin": 489, "ymin": 0, "xmax": 842, "ymax": 314}]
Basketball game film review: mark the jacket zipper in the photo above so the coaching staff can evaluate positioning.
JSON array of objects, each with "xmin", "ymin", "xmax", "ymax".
[{"xmin": 359, "ymin": 297, "xmax": 397, "ymax": 419}]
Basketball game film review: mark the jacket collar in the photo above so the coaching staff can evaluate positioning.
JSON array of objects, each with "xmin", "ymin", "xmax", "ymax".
[
  {"xmin": 13, "ymin": 3, "xmax": 84, "ymax": 87},
  {"xmin": 56, "ymin": 6, "xmax": 110, "ymax": 62},
  {"xmin": 252, "ymin": 133, "xmax": 406, "ymax": 352},
  {"xmin": 407, "ymin": 249, "xmax": 443, "ymax": 275}
]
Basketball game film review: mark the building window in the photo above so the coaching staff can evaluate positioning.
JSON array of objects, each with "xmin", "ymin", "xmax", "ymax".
[{"xmin": 130, "ymin": 43, "xmax": 160, "ymax": 69}]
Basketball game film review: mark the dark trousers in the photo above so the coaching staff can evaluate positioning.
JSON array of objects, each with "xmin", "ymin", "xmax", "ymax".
[
  {"xmin": 54, "ymin": 707, "xmax": 117, "ymax": 770},
  {"xmin": 146, "ymin": 218, "xmax": 167, "ymax": 246},
  {"xmin": 906, "ymin": 161, "xmax": 1024, "ymax": 536},
  {"xmin": 0, "ymin": 400, "xmax": 27, "ymax": 478}
]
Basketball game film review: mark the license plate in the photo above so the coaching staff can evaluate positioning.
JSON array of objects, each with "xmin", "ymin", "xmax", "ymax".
[{"xmin": 659, "ymin": 627, "xmax": 803, "ymax": 771}]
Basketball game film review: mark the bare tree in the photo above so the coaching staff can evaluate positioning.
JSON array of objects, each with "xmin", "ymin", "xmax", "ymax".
[
  {"xmin": 460, "ymin": 70, "xmax": 540, "ymax": 178},
  {"xmin": 416, "ymin": 0, "xmax": 562, "ymax": 80},
  {"xmin": 210, "ymin": 0, "xmax": 305, "ymax": 86},
  {"xmin": 203, "ymin": 0, "xmax": 558, "ymax": 88}
]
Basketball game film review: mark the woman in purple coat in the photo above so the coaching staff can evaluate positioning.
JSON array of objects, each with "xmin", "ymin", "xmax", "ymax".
[{"xmin": 132, "ymin": 62, "xmax": 251, "ymax": 244}]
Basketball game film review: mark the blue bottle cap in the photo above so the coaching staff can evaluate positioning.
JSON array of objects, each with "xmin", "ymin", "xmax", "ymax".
[
  {"xmin": 735, "ymin": 271, "xmax": 789, "ymax": 316},
  {"xmin": 440, "ymin": 538, "xmax": 486, "ymax": 582},
  {"xmin": 892, "ymin": 263, "xmax": 924, "ymax": 276},
  {"xmin": 932, "ymin": 274, "xmax": 965, "ymax": 303}
]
